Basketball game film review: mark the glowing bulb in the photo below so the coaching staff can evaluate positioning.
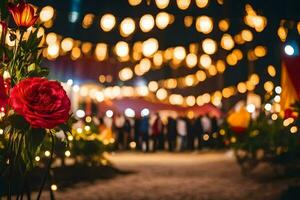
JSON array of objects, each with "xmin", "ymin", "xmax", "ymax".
[
  {"xmin": 106, "ymin": 110, "xmax": 114, "ymax": 118},
  {"xmin": 196, "ymin": 16, "xmax": 213, "ymax": 34},
  {"xmin": 100, "ymin": 14, "xmax": 116, "ymax": 32},
  {"xmin": 125, "ymin": 108, "xmax": 135, "ymax": 118},
  {"xmin": 202, "ymin": 38, "xmax": 217, "ymax": 55},
  {"xmin": 284, "ymin": 45, "xmax": 295, "ymax": 56},
  {"xmin": 142, "ymin": 38, "xmax": 159, "ymax": 57},
  {"xmin": 120, "ymin": 18, "xmax": 135, "ymax": 37},
  {"xmin": 246, "ymin": 104, "xmax": 255, "ymax": 113},
  {"xmin": 40, "ymin": 6, "xmax": 54, "ymax": 22},
  {"xmin": 140, "ymin": 14, "xmax": 155, "ymax": 32},
  {"xmin": 115, "ymin": 41, "xmax": 129, "ymax": 57},
  {"xmin": 156, "ymin": 12, "xmax": 170, "ymax": 29},
  {"xmin": 155, "ymin": 0, "xmax": 170, "ymax": 9}
]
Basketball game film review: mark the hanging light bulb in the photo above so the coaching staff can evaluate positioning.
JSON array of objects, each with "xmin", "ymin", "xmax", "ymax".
[
  {"xmin": 196, "ymin": 16, "xmax": 213, "ymax": 34},
  {"xmin": 100, "ymin": 14, "xmax": 116, "ymax": 32},
  {"xmin": 120, "ymin": 18, "xmax": 136, "ymax": 37},
  {"xmin": 177, "ymin": 0, "xmax": 191, "ymax": 10},
  {"xmin": 115, "ymin": 41, "xmax": 129, "ymax": 57},
  {"xmin": 155, "ymin": 0, "xmax": 170, "ymax": 9},
  {"xmin": 142, "ymin": 38, "xmax": 159, "ymax": 57},
  {"xmin": 140, "ymin": 14, "xmax": 155, "ymax": 32},
  {"xmin": 156, "ymin": 12, "xmax": 170, "ymax": 29},
  {"xmin": 202, "ymin": 38, "xmax": 217, "ymax": 55}
]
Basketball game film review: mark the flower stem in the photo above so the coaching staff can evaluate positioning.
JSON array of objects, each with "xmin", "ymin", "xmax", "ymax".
[{"xmin": 36, "ymin": 134, "xmax": 55, "ymax": 200}]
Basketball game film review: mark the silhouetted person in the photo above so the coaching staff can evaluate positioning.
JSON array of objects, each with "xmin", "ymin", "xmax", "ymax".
[
  {"xmin": 186, "ymin": 118, "xmax": 195, "ymax": 150},
  {"xmin": 139, "ymin": 116, "xmax": 150, "ymax": 152},
  {"xmin": 194, "ymin": 116, "xmax": 204, "ymax": 150},
  {"xmin": 167, "ymin": 117, "xmax": 177, "ymax": 152},
  {"xmin": 151, "ymin": 113, "xmax": 163, "ymax": 152}
]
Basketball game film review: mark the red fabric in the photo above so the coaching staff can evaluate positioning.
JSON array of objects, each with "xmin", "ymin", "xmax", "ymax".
[{"xmin": 282, "ymin": 56, "xmax": 300, "ymax": 98}]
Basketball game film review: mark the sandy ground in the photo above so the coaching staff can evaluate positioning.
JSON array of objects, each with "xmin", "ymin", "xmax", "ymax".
[{"xmin": 48, "ymin": 152, "xmax": 298, "ymax": 200}]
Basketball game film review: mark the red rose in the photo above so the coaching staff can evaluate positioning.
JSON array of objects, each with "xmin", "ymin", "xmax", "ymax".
[
  {"xmin": 9, "ymin": 78, "xmax": 71, "ymax": 129},
  {"xmin": 0, "ymin": 76, "xmax": 8, "ymax": 110}
]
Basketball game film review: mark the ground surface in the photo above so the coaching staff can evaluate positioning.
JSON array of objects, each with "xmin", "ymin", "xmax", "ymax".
[{"xmin": 50, "ymin": 152, "xmax": 297, "ymax": 200}]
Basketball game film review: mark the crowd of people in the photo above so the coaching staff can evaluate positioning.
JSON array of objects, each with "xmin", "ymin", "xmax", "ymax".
[{"xmin": 102, "ymin": 112, "xmax": 223, "ymax": 152}]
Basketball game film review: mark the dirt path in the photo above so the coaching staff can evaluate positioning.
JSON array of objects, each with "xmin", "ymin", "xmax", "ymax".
[{"xmin": 52, "ymin": 152, "xmax": 295, "ymax": 200}]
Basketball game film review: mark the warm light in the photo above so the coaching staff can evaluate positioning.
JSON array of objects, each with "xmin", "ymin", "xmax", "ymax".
[
  {"xmin": 51, "ymin": 184, "xmax": 57, "ymax": 191},
  {"xmin": 182, "ymin": 16, "xmax": 193, "ymax": 28},
  {"xmin": 65, "ymin": 150, "xmax": 71, "ymax": 157},
  {"xmin": 125, "ymin": 108, "xmax": 135, "ymax": 118},
  {"xmin": 274, "ymin": 95, "xmax": 281, "ymax": 103},
  {"xmin": 142, "ymin": 38, "xmax": 159, "ymax": 57},
  {"xmin": 221, "ymin": 34, "xmax": 234, "ymax": 50},
  {"xmin": 148, "ymin": 81, "xmax": 159, "ymax": 92},
  {"xmin": 128, "ymin": 0, "xmax": 142, "ymax": 6},
  {"xmin": 218, "ymin": 19, "xmax": 229, "ymax": 32},
  {"xmin": 196, "ymin": 16, "xmax": 213, "ymax": 34},
  {"xmin": 186, "ymin": 96, "xmax": 196, "ymax": 106},
  {"xmin": 76, "ymin": 109, "xmax": 85, "ymax": 118},
  {"xmin": 140, "ymin": 14, "xmax": 155, "ymax": 32},
  {"xmin": 35, "ymin": 156, "xmax": 40, "ymax": 162},
  {"xmin": 47, "ymin": 44, "xmax": 59, "ymax": 59},
  {"xmin": 95, "ymin": 43, "xmax": 108, "ymax": 61},
  {"xmin": 106, "ymin": 110, "xmax": 114, "ymax": 118},
  {"xmin": 156, "ymin": 88, "xmax": 168, "ymax": 100},
  {"xmin": 61, "ymin": 38, "xmax": 74, "ymax": 52},
  {"xmin": 202, "ymin": 38, "xmax": 217, "ymax": 55},
  {"xmin": 264, "ymin": 103, "xmax": 272, "ymax": 111},
  {"xmin": 82, "ymin": 13, "xmax": 94, "ymax": 29},
  {"xmin": 246, "ymin": 104, "xmax": 255, "ymax": 113},
  {"xmin": 254, "ymin": 46, "xmax": 267, "ymax": 57},
  {"xmin": 196, "ymin": 70, "xmax": 206, "ymax": 81},
  {"xmin": 141, "ymin": 108, "xmax": 150, "ymax": 117},
  {"xmin": 119, "ymin": 67, "xmax": 133, "ymax": 81},
  {"xmin": 275, "ymin": 86, "xmax": 282, "ymax": 94},
  {"xmin": 290, "ymin": 126, "xmax": 298, "ymax": 134},
  {"xmin": 199, "ymin": 54, "xmax": 212, "ymax": 68},
  {"xmin": 169, "ymin": 94, "xmax": 184, "ymax": 105},
  {"xmin": 115, "ymin": 41, "xmax": 129, "ymax": 57},
  {"xmin": 226, "ymin": 54, "xmax": 238, "ymax": 66},
  {"xmin": 100, "ymin": 14, "xmax": 116, "ymax": 32},
  {"xmin": 40, "ymin": 6, "xmax": 55, "ymax": 22},
  {"xmin": 237, "ymin": 82, "xmax": 247, "ymax": 93},
  {"xmin": 156, "ymin": 12, "xmax": 170, "ymax": 29},
  {"xmin": 267, "ymin": 65, "xmax": 276, "ymax": 77},
  {"xmin": 185, "ymin": 75, "xmax": 195, "ymax": 86},
  {"xmin": 153, "ymin": 52, "xmax": 163, "ymax": 67},
  {"xmin": 136, "ymin": 86, "xmax": 149, "ymax": 96},
  {"xmin": 71, "ymin": 47, "xmax": 81, "ymax": 60},
  {"xmin": 81, "ymin": 42, "xmax": 92, "ymax": 54},
  {"xmin": 241, "ymin": 29, "xmax": 253, "ymax": 42},
  {"xmin": 196, "ymin": 0, "xmax": 209, "ymax": 8},
  {"xmin": 176, "ymin": 0, "xmax": 191, "ymax": 10},
  {"xmin": 45, "ymin": 151, "xmax": 51, "ymax": 157},
  {"xmin": 155, "ymin": 0, "xmax": 170, "ymax": 9},
  {"xmin": 173, "ymin": 46, "xmax": 186, "ymax": 60},
  {"xmin": 186, "ymin": 53, "xmax": 198, "ymax": 68},
  {"xmin": 249, "ymin": 73, "xmax": 260, "ymax": 85},
  {"xmin": 120, "ymin": 18, "xmax": 135, "ymax": 37},
  {"xmin": 264, "ymin": 81, "xmax": 274, "ymax": 92},
  {"xmin": 278, "ymin": 27, "xmax": 287, "ymax": 42},
  {"xmin": 216, "ymin": 60, "xmax": 226, "ymax": 73}
]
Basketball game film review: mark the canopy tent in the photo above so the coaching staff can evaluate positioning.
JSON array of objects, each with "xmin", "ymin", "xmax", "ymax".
[{"xmin": 96, "ymin": 97, "xmax": 222, "ymax": 118}]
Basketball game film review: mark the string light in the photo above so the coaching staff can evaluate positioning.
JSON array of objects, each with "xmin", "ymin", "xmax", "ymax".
[
  {"xmin": 100, "ymin": 14, "xmax": 116, "ymax": 32},
  {"xmin": 155, "ymin": 0, "xmax": 170, "ymax": 9},
  {"xmin": 156, "ymin": 12, "xmax": 170, "ymax": 29},
  {"xmin": 196, "ymin": 0, "xmax": 209, "ymax": 8},
  {"xmin": 196, "ymin": 16, "xmax": 213, "ymax": 34},
  {"xmin": 120, "ymin": 18, "xmax": 136, "ymax": 37},
  {"xmin": 140, "ymin": 14, "xmax": 155, "ymax": 32},
  {"xmin": 202, "ymin": 38, "xmax": 217, "ymax": 55},
  {"xmin": 115, "ymin": 41, "xmax": 129, "ymax": 57},
  {"xmin": 176, "ymin": 0, "xmax": 191, "ymax": 10},
  {"xmin": 40, "ymin": 6, "xmax": 55, "ymax": 22}
]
